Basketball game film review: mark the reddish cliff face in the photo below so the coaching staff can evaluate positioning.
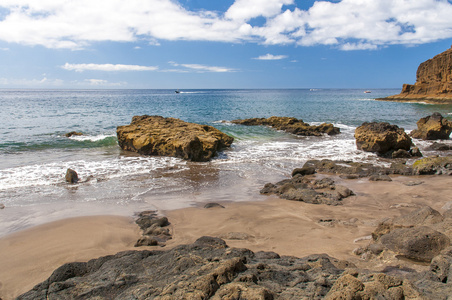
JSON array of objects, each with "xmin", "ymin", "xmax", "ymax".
[{"xmin": 380, "ymin": 47, "xmax": 452, "ymax": 103}]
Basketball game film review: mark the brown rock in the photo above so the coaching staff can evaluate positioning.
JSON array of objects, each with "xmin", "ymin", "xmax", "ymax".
[
  {"xmin": 232, "ymin": 116, "xmax": 340, "ymax": 136},
  {"xmin": 354, "ymin": 122, "xmax": 412, "ymax": 156},
  {"xmin": 65, "ymin": 131, "xmax": 83, "ymax": 137},
  {"xmin": 378, "ymin": 46, "xmax": 452, "ymax": 103},
  {"xmin": 380, "ymin": 226, "xmax": 450, "ymax": 262},
  {"xmin": 65, "ymin": 168, "xmax": 78, "ymax": 183},
  {"xmin": 410, "ymin": 113, "xmax": 452, "ymax": 140},
  {"xmin": 116, "ymin": 115, "xmax": 233, "ymax": 162}
]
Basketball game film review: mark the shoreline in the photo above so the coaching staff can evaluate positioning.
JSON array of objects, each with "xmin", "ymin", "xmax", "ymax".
[{"xmin": 1, "ymin": 174, "xmax": 451, "ymax": 299}]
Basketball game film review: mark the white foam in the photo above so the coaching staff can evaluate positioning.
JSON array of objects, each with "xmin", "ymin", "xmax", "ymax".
[{"xmin": 68, "ymin": 134, "xmax": 116, "ymax": 142}]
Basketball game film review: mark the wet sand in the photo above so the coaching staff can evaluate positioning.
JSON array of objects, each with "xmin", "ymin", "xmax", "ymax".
[{"xmin": 1, "ymin": 175, "xmax": 451, "ymax": 299}]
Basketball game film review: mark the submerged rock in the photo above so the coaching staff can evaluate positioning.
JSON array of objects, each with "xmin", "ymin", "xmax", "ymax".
[
  {"xmin": 117, "ymin": 115, "xmax": 234, "ymax": 162},
  {"xmin": 410, "ymin": 113, "xmax": 452, "ymax": 140},
  {"xmin": 354, "ymin": 122, "xmax": 413, "ymax": 156},
  {"xmin": 231, "ymin": 116, "xmax": 340, "ymax": 136}
]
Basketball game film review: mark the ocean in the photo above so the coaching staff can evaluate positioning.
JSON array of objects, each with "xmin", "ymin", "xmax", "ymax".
[{"xmin": 1, "ymin": 88, "xmax": 451, "ymax": 236}]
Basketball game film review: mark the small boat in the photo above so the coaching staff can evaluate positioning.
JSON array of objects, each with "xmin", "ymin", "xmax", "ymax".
[
  {"xmin": 175, "ymin": 89, "xmax": 180, "ymax": 93},
  {"xmin": 364, "ymin": 90, "xmax": 371, "ymax": 93}
]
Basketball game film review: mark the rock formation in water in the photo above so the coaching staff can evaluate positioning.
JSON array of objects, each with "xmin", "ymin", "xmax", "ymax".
[
  {"xmin": 232, "ymin": 116, "xmax": 340, "ymax": 136},
  {"xmin": 116, "ymin": 115, "xmax": 234, "ymax": 162},
  {"xmin": 379, "ymin": 46, "xmax": 452, "ymax": 103},
  {"xmin": 410, "ymin": 112, "xmax": 452, "ymax": 140}
]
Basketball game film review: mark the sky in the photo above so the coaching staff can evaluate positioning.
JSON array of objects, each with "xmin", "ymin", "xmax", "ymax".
[{"xmin": 0, "ymin": 0, "xmax": 452, "ymax": 89}]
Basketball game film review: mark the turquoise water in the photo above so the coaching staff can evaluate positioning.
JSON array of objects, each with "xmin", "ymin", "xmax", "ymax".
[{"xmin": 1, "ymin": 89, "xmax": 451, "ymax": 235}]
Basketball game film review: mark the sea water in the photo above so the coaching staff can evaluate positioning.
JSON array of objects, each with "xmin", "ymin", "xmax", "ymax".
[{"xmin": 1, "ymin": 89, "xmax": 452, "ymax": 235}]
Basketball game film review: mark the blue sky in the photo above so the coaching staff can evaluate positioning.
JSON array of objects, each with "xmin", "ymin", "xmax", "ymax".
[{"xmin": 0, "ymin": 0, "xmax": 452, "ymax": 89}]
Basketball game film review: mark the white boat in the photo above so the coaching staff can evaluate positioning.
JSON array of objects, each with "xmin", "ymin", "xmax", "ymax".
[{"xmin": 364, "ymin": 90, "xmax": 371, "ymax": 93}]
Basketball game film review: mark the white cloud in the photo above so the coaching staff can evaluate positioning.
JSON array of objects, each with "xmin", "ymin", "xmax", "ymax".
[
  {"xmin": 254, "ymin": 53, "xmax": 288, "ymax": 60},
  {"xmin": 62, "ymin": 63, "xmax": 158, "ymax": 72},
  {"xmin": 168, "ymin": 62, "xmax": 235, "ymax": 72},
  {"xmin": 0, "ymin": 76, "xmax": 63, "ymax": 86},
  {"xmin": 0, "ymin": 0, "xmax": 451, "ymax": 50},
  {"xmin": 85, "ymin": 79, "xmax": 124, "ymax": 86}
]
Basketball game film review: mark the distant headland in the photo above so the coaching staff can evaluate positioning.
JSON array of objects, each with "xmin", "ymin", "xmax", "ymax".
[{"xmin": 378, "ymin": 46, "xmax": 452, "ymax": 104}]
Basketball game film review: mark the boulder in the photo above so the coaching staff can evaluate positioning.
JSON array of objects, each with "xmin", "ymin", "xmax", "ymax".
[
  {"xmin": 65, "ymin": 131, "xmax": 83, "ymax": 137},
  {"xmin": 354, "ymin": 122, "xmax": 413, "ymax": 156},
  {"xmin": 427, "ymin": 142, "xmax": 452, "ymax": 151},
  {"xmin": 116, "ymin": 115, "xmax": 234, "ymax": 162},
  {"xmin": 134, "ymin": 212, "xmax": 171, "ymax": 247},
  {"xmin": 410, "ymin": 113, "xmax": 452, "ymax": 140},
  {"xmin": 65, "ymin": 168, "xmax": 78, "ymax": 184},
  {"xmin": 380, "ymin": 226, "xmax": 450, "ymax": 262},
  {"xmin": 232, "ymin": 116, "xmax": 340, "ymax": 136}
]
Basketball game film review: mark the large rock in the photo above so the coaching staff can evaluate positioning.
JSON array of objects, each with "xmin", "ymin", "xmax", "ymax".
[
  {"xmin": 116, "ymin": 115, "xmax": 234, "ymax": 162},
  {"xmin": 380, "ymin": 226, "xmax": 450, "ymax": 263},
  {"xmin": 18, "ymin": 237, "xmax": 346, "ymax": 300},
  {"xmin": 354, "ymin": 122, "xmax": 413, "ymax": 156},
  {"xmin": 378, "ymin": 46, "xmax": 452, "ymax": 103},
  {"xmin": 232, "ymin": 116, "xmax": 340, "ymax": 136},
  {"xmin": 65, "ymin": 168, "xmax": 78, "ymax": 183},
  {"xmin": 412, "ymin": 156, "xmax": 452, "ymax": 175},
  {"xmin": 410, "ymin": 113, "xmax": 452, "ymax": 140}
]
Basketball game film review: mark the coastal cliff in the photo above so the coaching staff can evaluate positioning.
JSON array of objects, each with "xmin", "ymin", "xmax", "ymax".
[{"xmin": 379, "ymin": 46, "xmax": 452, "ymax": 103}]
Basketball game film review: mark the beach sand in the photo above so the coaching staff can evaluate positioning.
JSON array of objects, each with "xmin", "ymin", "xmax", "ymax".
[{"xmin": 1, "ymin": 175, "xmax": 451, "ymax": 299}]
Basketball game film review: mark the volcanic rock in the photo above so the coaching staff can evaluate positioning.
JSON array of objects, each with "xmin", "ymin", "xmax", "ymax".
[
  {"xmin": 410, "ymin": 113, "xmax": 452, "ymax": 140},
  {"xmin": 412, "ymin": 156, "xmax": 452, "ymax": 175},
  {"xmin": 260, "ymin": 174, "xmax": 353, "ymax": 205},
  {"xmin": 354, "ymin": 122, "xmax": 413, "ymax": 156},
  {"xmin": 231, "ymin": 116, "xmax": 340, "ymax": 136},
  {"xmin": 378, "ymin": 46, "xmax": 452, "ymax": 103},
  {"xmin": 116, "ymin": 115, "xmax": 234, "ymax": 162},
  {"xmin": 380, "ymin": 226, "xmax": 450, "ymax": 262},
  {"xmin": 134, "ymin": 211, "xmax": 171, "ymax": 247}
]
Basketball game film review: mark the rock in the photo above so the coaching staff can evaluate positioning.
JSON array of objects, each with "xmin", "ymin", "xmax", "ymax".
[
  {"xmin": 427, "ymin": 142, "xmax": 452, "ymax": 151},
  {"xmin": 231, "ymin": 116, "xmax": 340, "ymax": 136},
  {"xmin": 403, "ymin": 180, "xmax": 424, "ymax": 186},
  {"xmin": 134, "ymin": 214, "xmax": 171, "ymax": 247},
  {"xmin": 65, "ymin": 168, "xmax": 78, "ymax": 183},
  {"xmin": 19, "ymin": 237, "xmax": 348, "ymax": 300},
  {"xmin": 410, "ymin": 113, "xmax": 452, "ymax": 140},
  {"xmin": 369, "ymin": 174, "xmax": 393, "ymax": 181},
  {"xmin": 378, "ymin": 46, "xmax": 452, "ymax": 103},
  {"xmin": 204, "ymin": 203, "xmax": 225, "ymax": 209},
  {"xmin": 116, "ymin": 115, "xmax": 234, "ymax": 162},
  {"xmin": 409, "ymin": 147, "xmax": 423, "ymax": 157},
  {"xmin": 0, "ymin": 203, "xmax": 4, "ymax": 209},
  {"xmin": 354, "ymin": 122, "xmax": 412, "ymax": 156},
  {"xmin": 219, "ymin": 232, "xmax": 253, "ymax": 240},
  {"xmin": 260, "ymin": 174, "xmax": 353, "ymax": 205},
  {"xmin": 392, "ymin": 149, "xmax": 412, "ymax": 158},
  {"xmin": 412, "ymin": 156, "xmax": 452, "ymax": 175},
  {"xmin": 380, "ymin": 226, "xmax": 450, "ymax": 262},
  {"xmin": 302, "ymin": 159, "xmax": 415, "ymax": 177},
  {"xmin": 291, "ymin": 166, "xmax": 316, "ymax": 177},
  {"xmin": 65, "ymin": 131, "xmax": 83, "ymax": 137}
]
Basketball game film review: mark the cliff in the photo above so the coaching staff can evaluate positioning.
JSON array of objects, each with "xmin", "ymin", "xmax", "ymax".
[{"xmin": 379, "ymin": 46, "xmax": 452, "ymax": 103}]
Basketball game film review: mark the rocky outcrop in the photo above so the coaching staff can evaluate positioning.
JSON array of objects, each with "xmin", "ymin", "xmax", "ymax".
[
  {"xmin": 410, "ymin": 113, "xmax": 452, "ymax": 140},
  {"xmin": 116, "ymin": 115, "xmax": 234, "ymax": 162},
  {"xmin": 18, "ymin": 236, "xmax": 347, "ymax": 300},
  {"xmin": 378, "ymin": 46, "xmax": 452, "ymax": 103},
  {"xmin": 231, "ymin": 116, "xmax": 340, "ymax": 136},
  {"xmin": 260, "ymin": 174, "xmax": 353, "ymax": 205},
  {"xmin": 354, "ymin": 122, "xmax": 413, "ymax": 157}
]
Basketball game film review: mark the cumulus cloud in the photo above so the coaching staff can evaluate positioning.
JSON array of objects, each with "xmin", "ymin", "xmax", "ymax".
[
  {"xmin": 62, "ymin": 63, "xmax": 158, "ymax": 72},
  {"xmin": 254, "ymin": 53, "xmax": 288, "ymax": 60},
  {"xmin": 0, "ymin": 0, "xmax": 451, "ymax": 50}
]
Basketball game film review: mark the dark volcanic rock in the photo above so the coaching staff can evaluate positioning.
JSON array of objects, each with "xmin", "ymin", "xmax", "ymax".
[
  {"xmin": 232, "ymin": 116, "xmax": 340, "ymax": 136},
  {"xmin": 134, "ymin": 211, "xmax": 171, "ymax": 247},
  {"xmin": 410, "ymin": 113, "xmax": 452, "ymax": 140},
  {"xmin": 380, "ymin": 226, "xmax": 450, "ymax": 263},
  {"xmin": 18, "ymin": 237, "xmax": 346, "ymax": 300},
  {"xmin": 65, "ymin": 168, "xmax": 78, "ymax": 184},
  {"xmin": 354, "ymin": 122, "xmax": 413, "ymax": 156},
  {"xmin": 117, "ymin": 115, "xmax": 234, "ymax": 162},
  {"xmin": 204, "ymin": 202, "xmax": 225, "ymax": 209},
  {"xmin": 260, "ymin": 174, "xmax": 353, "ymax": 205}
]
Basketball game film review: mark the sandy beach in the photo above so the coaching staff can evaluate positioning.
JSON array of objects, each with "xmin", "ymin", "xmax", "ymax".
[{"xmin": 0, "ymin": 174, "xmax": 451, "ymax": 299}]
